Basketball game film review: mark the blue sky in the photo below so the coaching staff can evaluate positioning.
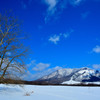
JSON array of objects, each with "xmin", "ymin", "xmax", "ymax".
[{"xmin": 1, "ymin": 0, "xmax": 100, "ymax": 80}]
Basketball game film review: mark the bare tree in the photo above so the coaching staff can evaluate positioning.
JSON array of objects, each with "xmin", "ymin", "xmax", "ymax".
[{"xmin": 0, "ymin": 12, "xmax": 28, "ymax": 83}]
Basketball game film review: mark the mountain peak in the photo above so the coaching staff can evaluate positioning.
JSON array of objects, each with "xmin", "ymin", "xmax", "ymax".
[{"xmin": 38, "ymin": 67, "xmax": 100, "ymax": 84}]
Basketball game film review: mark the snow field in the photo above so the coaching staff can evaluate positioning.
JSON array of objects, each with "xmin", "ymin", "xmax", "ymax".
[{"xmin": 0, "ymin": 84, "xmax": 100, "ymax": 100}]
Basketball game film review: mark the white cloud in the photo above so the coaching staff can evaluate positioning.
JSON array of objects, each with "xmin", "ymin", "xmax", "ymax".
[
  {"xmin": 33, "ymin": 63, "xmax": 50, "ymax": 71},
  {"xmin": 43, "ymin": 0, "xmax": 59, "ymax": 23},
  {"xmin": 27, "ymin": 60, "xmax": 36, "ymax": 68},
  {"xmin": 49, "ymin": 29, "xmax": 73, "ymax": 44},
  {"xmin": 75, "ymin": 0, "xmax": 82, "ymax": 4},
  {"xmin": 22, "ymin": 66, "xmax": 62, "ymax": 81},
  {"xmin": 69, "ymin": 0, "xmax": 82, "ymax": 6},
  {"xmin": 92, "ymin": 64, "xmax": 100, "ymax": 69},
  {"xmin": 63, "ymin": 29, "xmax": 74, "ymax": 38},
  {"xmin": 49, "ymin": 35, "xmax": 60, "ymax": 44},
  {"xmin": 31, "ymin": 67, "xmax": 57, "ymax": 80},
  {"xmin": 93, "ymin": 45, "xmax": 100, "ymax": 53},
  {"xmin": 44, "ymin": 0, "xmax": 58, "ymax": 10},
  {"xmin": 42, "ymin": 0, "xmax": 83, "ymax": 23},
  {"xmin": 53, "ymin": 66, "xmax": 62, "ymax": 70},
  {"xmin": 27, "ymin": 60, "xmax": 50, "ymax": 71}
]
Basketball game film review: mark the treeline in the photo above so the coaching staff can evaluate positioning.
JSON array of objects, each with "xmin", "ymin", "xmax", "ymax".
[{"xmin": 0, "ymin": 79, "xmax": 100, "ymax": 87}]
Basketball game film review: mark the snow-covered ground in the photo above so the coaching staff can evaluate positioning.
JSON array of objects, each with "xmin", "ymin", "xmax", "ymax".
[
  {"xmin": 0, "ymin": 84, "xmax": 100, "ymax": 100},
  {"xmin": 62, "ymin": 80, "xmax": 100, "ymax": 85},
  {"xmin": 62, "ymin": 76, "xmax": 100, "ymax": 84}
]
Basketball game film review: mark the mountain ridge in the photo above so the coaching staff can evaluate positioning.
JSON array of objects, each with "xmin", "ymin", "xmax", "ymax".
[{"xmin": 37, "ymin": 67, "xmax": 100, "ymax": 84}]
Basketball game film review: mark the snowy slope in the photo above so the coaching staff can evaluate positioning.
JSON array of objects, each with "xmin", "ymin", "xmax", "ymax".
[
  {"xmin": 41, "ymin": 68, "xmax": 74, "ymax": 79},
  {"xmin": 0, "ymin": 84, "xmax": 100, "ymax": 100},
  {"xmin": 38, "ymin": 67, "xmax": 100, "ymax": 84},
  {"xmin": 62, "ymin": 79, "xmax": 81, "ymax": 84},
  {"xmin": 62, "ymin": 80, "xmax": 100, "ymax": 84}
]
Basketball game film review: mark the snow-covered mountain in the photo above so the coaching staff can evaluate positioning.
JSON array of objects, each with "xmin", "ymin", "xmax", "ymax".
[{"xmin": 38, "ymin": 67, "xmax": 100, "ymax": 84}]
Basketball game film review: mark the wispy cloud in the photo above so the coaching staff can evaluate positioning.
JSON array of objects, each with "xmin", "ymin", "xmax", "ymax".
[
  {"xmin": 21, "ymin": 59, "xmax": 63, "ymax": 80},
  {"xmin": 21, "ymin": 65, "xmax": 62, "ymax": 80},
  {"xmin": 20, "ymin": 0, "xmax": 33, "ymax": 9},
  {"xmin": 43, "ymin": 0, "xmax": 59, "ymax": 23},
  {"xmin": 42, "ymin": 0, "xmax": 83, "ymax": 23},
  {"xmin": 69, "ymin": 0, "xmax": 82, "ymax": 6},
  {"xmin": 26, "ymin": 60, "xmax": 36, "ymax": 68},
  {"xmin": 63, "ymin": 33, "xmax": 69, "ymax": 38},
  {"xmin": 33, "ymin": 63, "xmax": 50, "ymax": 71},
  {"xmin": 92, "ymin": 64, "xmax": 100, "ymax": 69},
  {"xmin": 92, "ymin": 45, "xmax": 100, "ymax": 53},
  {"xmin": 44, "ymin": 0, "xmax": 58, "ymax": 10},
  {"xmin": 49, "ymin": 35, "xmax": 60, "ymax": 44},
  {"xmin": 53, "ymin": 66, "xmax": 62, "ymax": 70},
  {"xmin": 26, "ymin": 60, "xmax": 50, "ymax": 71},
  {"xmin": 49, "ymin": 29, "xmax": 74, "ymax": 44}
]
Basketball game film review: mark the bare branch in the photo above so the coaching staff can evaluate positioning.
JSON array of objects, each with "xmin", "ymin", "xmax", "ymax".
[{"xmin": 0, "ymin": 12, "xmax": 29, "ymax": 82}]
